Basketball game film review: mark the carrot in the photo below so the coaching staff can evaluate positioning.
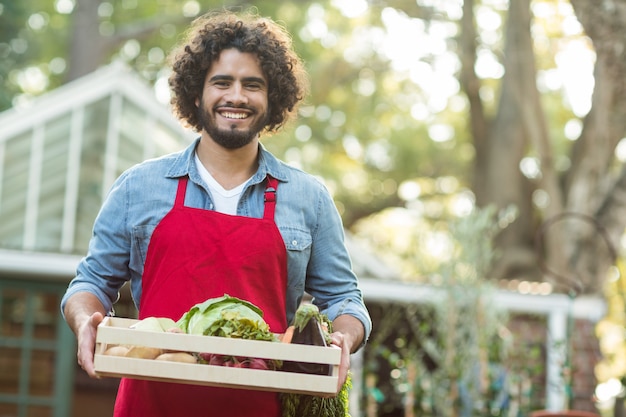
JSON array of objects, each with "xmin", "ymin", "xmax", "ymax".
[{"xmin": 280, "ymin": 325, "xmax": 295, "ymax": 343}]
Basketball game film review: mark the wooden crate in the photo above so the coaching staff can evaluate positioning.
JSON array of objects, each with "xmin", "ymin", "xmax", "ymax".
[{"xmin": 94, "ymin": 317, "xmax": 340, "ymax": 395}]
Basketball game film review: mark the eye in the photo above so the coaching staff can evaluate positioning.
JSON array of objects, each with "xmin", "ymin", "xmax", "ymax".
[{"xmin": 245, "ymin": 82, "xmax": 263, "ymax": 91}]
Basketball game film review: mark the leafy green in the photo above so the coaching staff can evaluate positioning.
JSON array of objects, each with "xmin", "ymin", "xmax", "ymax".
[
  {"xmin": 281, "ymin": 304, "xmax": 352, "ymax": 417},
  {"xmin": 176, "ymin": 294, "xmax": 277, "ymax": 341},
  {"xmin": 291, "ymin": 303, "xmax": 332, "ymax": 345},
  {"xmin": 281, "ymin": 373, "xmax": 352, "ymax": 417}
]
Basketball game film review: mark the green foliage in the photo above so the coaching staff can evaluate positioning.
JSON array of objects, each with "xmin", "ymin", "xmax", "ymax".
[
  {"xmin": 281, "ymin": 373, "xmax": 352, "ymax": 417},
  {"xmin": 423, "ymin": 206, "xmax": 506, "ymax": 416},
  {"xmin": 281, "ymin": 304, "xmax": 352, "ymax": 417},
  {"xmin": 0, "ymin": 0, "xmax": 71, "ymax": 109},
  {"xmin": 364, "ymin": 206, "xmax": 544, "ymax": 416},
  {"xmin": 2, "ymin": 0, "xmax": 476, "ymax": 229},
  {"xmin": 0, "ymin": 2, "xmax": 24, "ymax": 109}
]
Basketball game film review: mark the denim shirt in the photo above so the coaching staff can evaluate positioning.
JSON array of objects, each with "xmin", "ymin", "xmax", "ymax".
[{"xmin": 61, "ymin": 138, "xmax": 371, "ymax": 344}]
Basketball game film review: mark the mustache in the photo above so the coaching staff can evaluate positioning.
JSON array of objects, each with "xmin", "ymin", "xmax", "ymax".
[{"xmin": 215, "ymin": 103, "xmax": 254, "ymax": 111}]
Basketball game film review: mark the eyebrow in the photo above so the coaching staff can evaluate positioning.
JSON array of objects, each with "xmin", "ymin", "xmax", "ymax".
[{"xmin": 208, "ymin": 75, "xmax": 267, "ymax": 86}]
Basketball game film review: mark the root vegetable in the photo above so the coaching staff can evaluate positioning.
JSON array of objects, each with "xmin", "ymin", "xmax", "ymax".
[
  {"xmin": 126, "ymin": 346, "xmax": 163, "ymax": 359},
  {"xmin": 104, "ymin": 345, "xmax": 130, "ymax": 356},
  {"xmin": 198, "ymin": 352, "xmax": 223, "ymax": 365},
  {"xmin": 155, "ymin": 352, "xmax": 197, "ymax": 363},
  {"xmin": 247, "ymin": 358, "xmax": 270, "ymax": 370},
  {"xmin": 279, "ymin": 326, "xmax": 295, "ymax": 344},
  {"xmin": 166, "ymin": 327, "xmax": 184, "ymax": 333}
]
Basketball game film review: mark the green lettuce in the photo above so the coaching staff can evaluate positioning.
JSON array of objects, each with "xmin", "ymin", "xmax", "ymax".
[{"xmin": 176, "ymin": 294, "xmax": 277, "ymax": 341}]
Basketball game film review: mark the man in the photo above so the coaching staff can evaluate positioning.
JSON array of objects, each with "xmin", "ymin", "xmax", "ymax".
[{"xmin": 61, "ymin": 9, "xmax": 371, "ymax": 417}]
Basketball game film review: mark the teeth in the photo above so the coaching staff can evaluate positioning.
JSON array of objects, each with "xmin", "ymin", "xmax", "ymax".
[{"xmin": 221, "ymin": 112, "xmax": 248, "ymax": 119}]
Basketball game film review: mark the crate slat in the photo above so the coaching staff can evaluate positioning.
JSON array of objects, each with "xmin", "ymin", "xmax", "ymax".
[{"xmin": 94, "ymin": 317, "xmax": 340, "ymax": 395}]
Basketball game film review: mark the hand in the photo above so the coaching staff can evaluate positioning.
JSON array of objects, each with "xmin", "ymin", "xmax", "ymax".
[
  {"xmin": 76, "ymin": 311, "xmax": 104, "ymax": 378},
  {"xmin": 328, "ymin": 314, "xmax": 365, "ymax": 395},
  {"xmin": 329, "ymin": 331, "xmax": 351, "ymax": 392}
]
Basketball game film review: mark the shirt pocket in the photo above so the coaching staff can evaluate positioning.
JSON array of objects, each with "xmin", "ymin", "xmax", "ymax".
[
  {"xmin": 131, "ymin": 224, "xmax": 158, "ymax": 272},
  {"xmin": 281, "ymin": 227, "xmax": 312, "ymax": 292},
  {"xmin": 283, "ymin": 227, "xmax": 312, "ymax": 252}
]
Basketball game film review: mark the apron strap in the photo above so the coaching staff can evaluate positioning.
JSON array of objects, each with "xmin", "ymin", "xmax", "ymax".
[
  {"xmin": 263, "ymin": 176, "xmax": 278, "ymax": 220},
  {"xmin": 175, "ymin": 176, "xmax": 276, "ymax": 218},
  {"xmin": 175, "ymin": 177, "xmax": 188, "ymax": 208}
]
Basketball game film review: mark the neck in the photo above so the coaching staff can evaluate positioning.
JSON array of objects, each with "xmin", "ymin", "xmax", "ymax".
[{"xmin": 196, "ymin": 135, "xmax": 259, "ymax": 190}]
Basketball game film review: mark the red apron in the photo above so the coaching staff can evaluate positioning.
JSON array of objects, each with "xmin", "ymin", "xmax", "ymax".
[{"xmin": 113, "ymin": 176, "xmax": 287, "ymax": 417}]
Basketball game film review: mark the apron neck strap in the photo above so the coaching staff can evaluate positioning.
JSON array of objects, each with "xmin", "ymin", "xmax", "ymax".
[
  {"xmin": 175, "ymin": 176, "xmax": 277, "ymax": 219},
  {"xmin": 175, "ymin": 177, "xmax": 189, "ymax": 208},
  {"xmin": 263, "ymin": 176, "xmax": 278, "ymax": 220}
]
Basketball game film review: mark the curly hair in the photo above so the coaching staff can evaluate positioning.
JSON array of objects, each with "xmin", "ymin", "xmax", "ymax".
[{"xmin": 168, "ymin": 10, "xmax": 309, "ymax": 133}]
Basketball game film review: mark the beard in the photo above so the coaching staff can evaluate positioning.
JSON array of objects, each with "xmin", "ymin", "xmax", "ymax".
[{"xmin": 198, "ymin": 101, "xmax": 268, "ymax": 150}]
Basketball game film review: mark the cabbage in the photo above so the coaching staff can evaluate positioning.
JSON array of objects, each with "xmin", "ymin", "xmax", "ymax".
[{"xmin": 176, "ymin": 294, "xmax": 277, "ymax": 342}]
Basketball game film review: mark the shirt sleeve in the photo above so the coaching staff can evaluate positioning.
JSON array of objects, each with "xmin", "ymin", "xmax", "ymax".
[
  {"xmin": 60, "ymin": 172, "xmax": 133, "ymax": 317},
  {"xmin": 304, "ymin": 186, "xmax": 372, "ymax": 350}
]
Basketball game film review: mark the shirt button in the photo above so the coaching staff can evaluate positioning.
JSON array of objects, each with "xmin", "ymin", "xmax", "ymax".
[{"xmin": 292, "ymin": 240, "xmax": 298, "ymax": 246}]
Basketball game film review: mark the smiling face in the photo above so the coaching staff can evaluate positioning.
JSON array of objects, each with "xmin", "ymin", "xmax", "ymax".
[{"xmin": 196, "ymin": 48, "xmax": 270, "ymax": 149}]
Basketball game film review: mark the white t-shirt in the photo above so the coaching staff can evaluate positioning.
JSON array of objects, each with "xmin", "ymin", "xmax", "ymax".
[{"xmin": 194, "ymin": 153, "xmax": 250, "ymax": 215}]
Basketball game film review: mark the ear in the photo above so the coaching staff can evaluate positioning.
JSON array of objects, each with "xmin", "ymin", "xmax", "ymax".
[{"xmin": 195, "ymin": 97, "xmax": 199, "ymax": 107}]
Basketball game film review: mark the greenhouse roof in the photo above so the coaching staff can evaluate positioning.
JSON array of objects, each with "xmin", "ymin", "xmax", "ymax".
[{"xmin": 0, "ymin": 62, "xmax": 195, "ymax": 256}]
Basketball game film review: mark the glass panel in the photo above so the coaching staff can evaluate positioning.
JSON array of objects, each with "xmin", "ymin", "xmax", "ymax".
[
  {"xmin": 36, "ymin": 114, "xmax": 72, "ymax": 251},
  {"xmin": 0, "ymin": 347, "xmax": 20, "ymax": 394},
  {"xmin": 0, "ymin": 282, "xmax": 72, "ymax": 417},
  {"xmin": 27, "ymin": 405, "xmax": 52, "ymax": 417},
  {"xmin": 75, "ymin": 96, "xmax": 110, "ymax": 253},
  {"xmin": 116, "ymin": 100, "xmax": 150, "ymax": 175},
  {"xmin": 0, "ymin": 130, "xmax": 31, "ymax": 249},
  {"xmin": 153, "ymin": 120, "xmax": 189, "ymax": 155},
  {"xmin": 29, "ymin": 349, "xmax": 54, "ymax": 396},
  {"xmin": 117, "ymin": 99, "xmax": 145, "ymax": 174},
  {"xmin": 83, "ymin": 95, "xmax": 111, "ymax": 144},
  {"xmin": 119, "ymin": 98, "xmax": 189, "ymax": 163},
  {"xmin": 117, "ymin": 128, "xmax": 143, "ymax": 174},
  {"xmin": 1, "ymin": 288, "xmax": 26, "ymax": 337},
  {"xmin": 119, "ymin": 99, "xmax": 144, "ymax": 138},
  {"xmin": 0, "ymin": 403, "xmax": 18, "ymax": 415},
  {"xmin": 32, "ymin": 293, "xmax": 60, "ymax": 340}
]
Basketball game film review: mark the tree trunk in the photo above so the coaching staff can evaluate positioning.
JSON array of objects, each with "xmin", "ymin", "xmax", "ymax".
[
  {"xmin": 67, "ymin": 0, "xmax": 105, "ymax": 81},
  {"xmin": 557, "ymin": 0, "xmax": 626, "ymax": 294},
  {"xmin": 464, "ymin": 0, "xmax": 543, "ymax": 280},
  {"xmin": 459, "ymin": 0, "xmax": 489, "ymax": 205},
  {"xmin": 66, "ymin": 0, "xmax": 191, "ymax": 82}
]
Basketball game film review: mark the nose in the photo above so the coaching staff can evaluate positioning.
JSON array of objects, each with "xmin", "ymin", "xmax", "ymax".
[{"xmin": 224, "ymin": 82, "xmax": 248, "ymax": 105}]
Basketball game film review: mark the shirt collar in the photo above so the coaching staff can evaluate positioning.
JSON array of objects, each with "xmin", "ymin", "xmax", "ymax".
[{"xmin": 165, "ymin": 137, "xmax": 289, "ymax": 184}]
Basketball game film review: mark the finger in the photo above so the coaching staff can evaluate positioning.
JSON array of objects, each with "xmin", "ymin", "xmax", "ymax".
[
  {"xmin": 329, "ymin": 332, "xmax": 343, "ymax": 347},
  {"xmin": 79, "ymin": 312, "xmax": 104, "ymax": 378},
  {"xmin": 90, "ymin": 311, "xmax": 104, "ymax": 328},
  {"xmin": 80, "ymin": 347, "xmax": 101, "ymax": 378}
]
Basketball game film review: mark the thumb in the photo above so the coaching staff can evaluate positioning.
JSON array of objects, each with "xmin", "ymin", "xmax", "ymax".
[{"xmin": 90, "ymin": 311, "xmax": 105, "ymax": 328}]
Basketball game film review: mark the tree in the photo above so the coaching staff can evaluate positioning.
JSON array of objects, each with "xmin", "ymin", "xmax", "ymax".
[
  {"xmin": 5, "ymin": 0, "xmax": 626, "ymax": 295},
  {"xmin": 459, "ymin": 0, "xmax": 626, "ymax": 293},
  {"xmin": 0, "ymin": 1, "xmax": 29, "ymax": 109},
  {"xmin": 2, "ymin": 0, "xmax": 471, "ymax": 227},
  {"xmin": 351, "ymin": 0, "xmax": 626, "ymax": 296}
]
